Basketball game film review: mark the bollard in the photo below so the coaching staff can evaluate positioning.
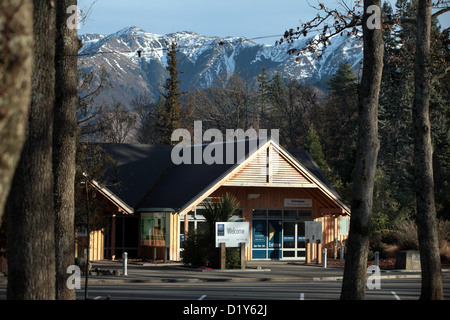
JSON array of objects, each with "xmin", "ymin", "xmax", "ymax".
[
  {"xmin": 323, "ymin": 248, "xmax": 327, "ymax": 268},
  {"xmin": 340, "ymin": 244, "xmax": 344, "ymax": 262},
  {"xmin": 123, "ymin": 252, "xmax": 128, "ymax": 276},
  {"xmin": 375, "ymin": 251, "xmax": 379, "ymax": 268}
]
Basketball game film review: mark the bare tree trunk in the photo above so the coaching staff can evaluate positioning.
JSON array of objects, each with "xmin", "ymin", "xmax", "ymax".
[
  {"xmin": 6, "ymin": 0, "xmax": 56, "ymax": 300},
  {"xmin": 413, "ymin": 0, "xmax": 443, "ymax": 300},
  {"xmin": 54, "ymin": 0, "xmax": 80, "ymax": 300},
  {"xmin": 0, "ymin": 1, "xmax": 33, "ymax": 222},
  {"xmin": 340, "ymin": 0, "xmax": 383, "ymax": 300}
]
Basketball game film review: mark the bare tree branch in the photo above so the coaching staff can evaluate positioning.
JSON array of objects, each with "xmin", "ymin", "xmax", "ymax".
[{"xmin": 432, "ymin": 7, "xmax": 450, "ymax": 17}]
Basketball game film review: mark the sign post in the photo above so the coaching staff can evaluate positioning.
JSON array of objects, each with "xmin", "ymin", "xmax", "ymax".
[
  {"xmin": 216, "ymin": 222, "xmax": 249, "ymax": 270},
  {"xmin": 240, "ymin": 242, "xmax": 246, "ymax": 270},
  {"xmin": 220, "ymin": 243, "xmax": 226, "ymax": 270}
]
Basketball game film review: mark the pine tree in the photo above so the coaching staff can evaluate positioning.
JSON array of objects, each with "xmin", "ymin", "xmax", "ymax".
[
  {"xmin": 326, "ymin": 62, "xmax": 358, "ymax": 100},
  {"xmin": 321, "ymin": 62, "xmax": 358, "ymax": 184},
  {"xmin": 158, "ymin": 42, "xmax": 183, "ymax": 145},
  {"xmin": 304, "ymin": 125, "xmax": 327, "ymax": 170},
  {"xmin": 256, "ymin": 67, "xmax": 271, "ymax": 128},
  {"xmin": 304, "ymin": 125, "xmax": 343, "ymax": 192},
  {"xmin": 378, "ymin": 1, "xmax": 416, "ymax": 207}
]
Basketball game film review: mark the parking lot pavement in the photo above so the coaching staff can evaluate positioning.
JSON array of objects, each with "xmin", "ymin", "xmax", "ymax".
[
  {"xmin": 80, "ymin": 259, "xmax": 443, "ymax": 284},
  {"xmin": 1, "ymin": 259, "xmax": 447, "ymax": 286}
]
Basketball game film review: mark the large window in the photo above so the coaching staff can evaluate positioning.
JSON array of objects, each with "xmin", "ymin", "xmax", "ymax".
[
  {"xmin": 103, "ymin": 215, "xmax": 139, "ymax": 258},
  {"xmin": 179, "ymin": 206, "xmax": 243, "ymax": 247},
  {"xmin": 141, "ymin": 212, "xmax": 168, "ymax": 247},
  {"xmin": 251, "ymin": 209, "xmax": 312, "ymax": 260},
  {"xmin": 180, "ymin": 207, "xmax": 243, "ymax": 233}
]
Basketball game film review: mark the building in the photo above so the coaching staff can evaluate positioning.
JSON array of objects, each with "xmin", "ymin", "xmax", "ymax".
[{"xmin": 80, "ymin": 138, "xmax": 350, "ymax": 262}]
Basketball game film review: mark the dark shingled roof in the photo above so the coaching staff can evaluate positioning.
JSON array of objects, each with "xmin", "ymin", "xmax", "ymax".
[{"xmin": 96, "ymin": 139, "xmax": 344, "ymax": 213}]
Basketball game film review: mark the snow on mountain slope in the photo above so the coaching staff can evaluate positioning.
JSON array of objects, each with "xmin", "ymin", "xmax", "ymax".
[{"xmin": 78, "ymin": 26, "xmax": 363, "ymax": 106}]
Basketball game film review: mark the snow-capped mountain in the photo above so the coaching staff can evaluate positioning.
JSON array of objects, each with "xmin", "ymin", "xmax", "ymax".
[{"xmin": 78, "ymin": 26, "xmax": 363, "ymax": 106}]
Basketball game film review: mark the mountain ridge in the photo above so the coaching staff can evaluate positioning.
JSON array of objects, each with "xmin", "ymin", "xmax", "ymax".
[{"xmin": 78, "ymin": 26, "xmax": 363, "ymax": 107}]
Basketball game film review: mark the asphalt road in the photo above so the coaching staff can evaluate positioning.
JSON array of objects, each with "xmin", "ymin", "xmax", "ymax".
[
  {"xmin": 68, "ymin": 278, "xmax": 450, "ymax": 300},
  {"xmin": 1, "ymin": 279, "xmax": 449, "ymax": 318},
  {"xmin": 1, "ymin": 277, "xmax": 450, "ymax": 301}
]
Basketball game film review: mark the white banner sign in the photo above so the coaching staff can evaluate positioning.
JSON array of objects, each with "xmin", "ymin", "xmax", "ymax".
[
  {"xmin": 284, "ymin": 198, "xmax": 312, "ymax": 207},
  {"xmin": 215, "ymin": 222, "xmax": 249, "ymax": 248}
]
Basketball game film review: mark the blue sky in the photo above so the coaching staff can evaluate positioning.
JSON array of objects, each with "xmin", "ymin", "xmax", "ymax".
[{"xmin": 78, "ymin": 0, "xmax": 449, "ymax": 44}]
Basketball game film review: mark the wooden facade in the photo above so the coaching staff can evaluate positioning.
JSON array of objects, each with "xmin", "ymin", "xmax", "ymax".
[
  {"xmin": 75, "ymin": 229, "xmax": 104, "ymax": 261},
  {"xmin": 174, "ymin": 185, "xmax": 349, "ymax": 261},
  {"xmin": 82, "ymin": 140, "xmax": 350, "ymax": 263}
]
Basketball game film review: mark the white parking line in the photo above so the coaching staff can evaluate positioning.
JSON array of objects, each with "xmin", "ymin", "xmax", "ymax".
[
  {"xmin": 391, "ymin": 291, "xmax": 401, "ymax": 300},
  {"xmin": 198, "ymin": 295, "xmax": 207, "ymax": 300}
]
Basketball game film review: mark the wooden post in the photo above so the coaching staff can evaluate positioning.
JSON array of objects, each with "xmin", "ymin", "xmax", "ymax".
[
  {"xmin": 220, "ymin": 242, "xmax": 226, "ymax": 270},
  {"xmin": 240, "ymin": 242, "xmax": 246, "ymax": 270},
  {"xmin": 111, "ymin": 214, "xmax": 116, "ymax": 260},
  {"xmin": 305, "ymin": 239, "xmax": 311, "ymax": 264},
  {"xmin": 316, "ymin": 240, "xmax": 322, "ymax": 264},
  {"xmin": 184, "ymin": 214, "xmax": 189, "ymax": 239}
]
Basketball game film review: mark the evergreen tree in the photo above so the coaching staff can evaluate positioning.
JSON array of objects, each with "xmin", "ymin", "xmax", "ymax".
[
  {"xmin": 157, "ymin": 42, "xmax": 183, "ymax": 145},
  {"xmin": 326, "ymin": 62, "xmax": 358, "ymax": 100},
  {"xmin": 304, "ymin": 125, "xmax": 343, "ymax": 193},
  {"xmin": 378, "ymin": 0, "xmax": 450, "ymax": 218},
  {"xmin": 256, "ymin": 67, "xmax": 271, "ymax": 128},
  {"xmin": 268, "ymin": 72, "xmax": 286, "ymax": 108},
  {"xmin": 378, "ymin": 0, "xmax": 416, "ymax": 205},
  {"xmin": 321, "ymin": 62, "xmax": 359, "ymax": 184},
  {"xmin": 304, "ymin": 125, "xmax": 327, "ymax": 170}
]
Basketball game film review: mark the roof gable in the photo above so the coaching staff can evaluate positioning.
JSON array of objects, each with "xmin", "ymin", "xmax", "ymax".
[
  {"xmin": 92, "ymin": 140, "xmax": 349, "ymax": 215},
  {"xmin": 223, "ymin": 143, "xmax": 316, "ymax": 188}
]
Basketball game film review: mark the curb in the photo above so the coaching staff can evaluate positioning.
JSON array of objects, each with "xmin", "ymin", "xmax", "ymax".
[
  {"xmin": 1, "ymin": 269, "xmax": 448, "ymax": 285},
  {"xmin": 76, "ymin": 272, "xmax": 442, "ymax": 284}
]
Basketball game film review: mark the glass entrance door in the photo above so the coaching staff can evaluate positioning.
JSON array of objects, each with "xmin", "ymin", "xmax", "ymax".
[
  {"xmin": 282, "ymin": 221, "xmax": 306, "ymax": 259},
  {"xmin": 251, "ymin": 209, "xmax": 311, "ymax": 260}
]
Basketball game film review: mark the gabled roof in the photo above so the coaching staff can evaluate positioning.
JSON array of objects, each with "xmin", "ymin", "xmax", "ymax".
[{"xmin": 92, "ymin": 139, "xmax": 350, "ymax": 215}]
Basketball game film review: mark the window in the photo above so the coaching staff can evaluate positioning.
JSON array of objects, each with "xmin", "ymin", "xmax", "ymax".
[
  {"xmin": 268, "ymin": 210, "xmax": 282, "ymax": 219},
  {"xmin": 141, "ymin": 212, "xmax": 167, "ymax": 246},
  {"xmin": 283, "ymin": 210, "xmax": 297, "ymax": 220}
]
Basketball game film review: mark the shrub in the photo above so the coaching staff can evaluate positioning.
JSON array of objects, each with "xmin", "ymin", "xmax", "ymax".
[
  {"xmin": 437, "ymin": 219, "xmax": 450, "ymax": 261},
  {"xmin": 393, "ymin": 219, "xmax": 419, "ymax": 251},
  {"xmin": 369, "ymin": 218, "xmax": 450, "ymax": 261},
  {"xmin": 437, "ymin": 219, "xmax": 450, "ymax": 247},
  {"xmin": 225, "ymin": 248, "xmax": 241, "ymax": 269},
  {"xmin": 181, "ymin": 193, "xmax": 243, "ymax": 268},
  {"xmin": 181, "ymin": 229, "xmax": 211, "ymax": 267}
]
